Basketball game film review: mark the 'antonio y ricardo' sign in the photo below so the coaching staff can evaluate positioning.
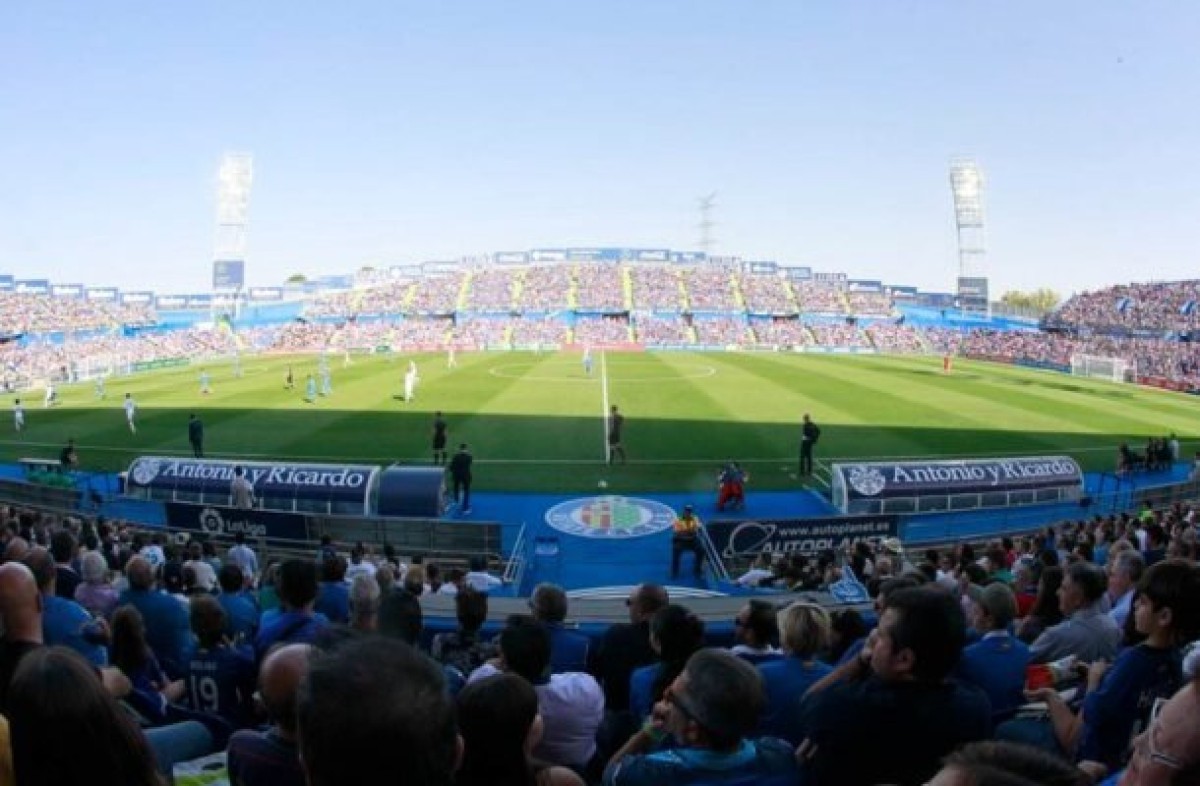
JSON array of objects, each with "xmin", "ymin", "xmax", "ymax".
[
  {"xmin": 126, "ymin": 456, "xmax": 379, "ymax": 515},
  {"xmin": 705, "ymin": 514, "xmax": 899, "ymax": 559},
  {"xmin": 831, "ymin": 456, "xmax": 1084, "ymax": 513}
]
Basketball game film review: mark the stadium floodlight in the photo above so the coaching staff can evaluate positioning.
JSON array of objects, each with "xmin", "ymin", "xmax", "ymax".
[
  {"xmin": 949, "ymin": 159, "xmax": 989, "ymax": 317},
  {"xmin": 212, "ymin": 153, "xmax": 254, "ymax": 318}
]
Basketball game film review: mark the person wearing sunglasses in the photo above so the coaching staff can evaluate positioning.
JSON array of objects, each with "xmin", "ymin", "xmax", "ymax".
[{"xmin": 604, "ymin": 648, "xmax": 796, "ymax": 786}]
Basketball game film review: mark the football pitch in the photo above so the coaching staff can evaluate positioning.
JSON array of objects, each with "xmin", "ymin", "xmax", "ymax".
[{"xmin": 2, "ymin": 351, "xmax": 1196, "ymax": 495}]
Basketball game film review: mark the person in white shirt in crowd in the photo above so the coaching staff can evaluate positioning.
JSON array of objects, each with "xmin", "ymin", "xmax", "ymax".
[
  {"xmin": 735, "ymin": 552, "xmax": 776, "ymax": 588},
  {"xmin": 464, "ymin": 555, "xmax": 504, "ymax": 592},
  {"xmin": 1107, "ymin": 549, "xmax": 1146, "ymax": 630},
  {"xmin": 227, "ymin": 531, "xmax": 258, "ymax": 584},
  {"xmin": 468, "ymin": 617, "xmax": 604, "ymax": 773},
  {"xmin": 730, "ymin": 599, "xmax": 782, "ymax": 664},
  {"xmin": 343, "ymin": 542, "xmax": 377, "ymax": 584}
]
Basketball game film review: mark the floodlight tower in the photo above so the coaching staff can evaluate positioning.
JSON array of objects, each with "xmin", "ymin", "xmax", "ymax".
[
  {"xmin": 697, "ymin": 192, "xmax": 717, "ymax": 260},
  {"xmin": 212, "ymin": 153, "xmax": 254, "ymax": 319},
  {"xmin": 948, "ymin": 159, "xmax": 989, "ymax": 318}
]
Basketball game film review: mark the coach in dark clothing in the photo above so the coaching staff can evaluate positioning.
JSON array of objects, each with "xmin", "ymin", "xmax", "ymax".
[
  {"xmin": 798, "ymin": 586, "xmax": 991, "ymax": 786},
  {"xmin": 188, "ymin": 414, "xmax": 204, "ymax": 458},
  {"xmin": 448, "ymin": 443, "xmax": 473, "ymax": 514},
  {"xmin": 589, "ymin": 583, "xmax": 669, "ymax": 712},
  {"xmin": 799, "ymin": 413, "xmax": 820, "ymax": 477}
]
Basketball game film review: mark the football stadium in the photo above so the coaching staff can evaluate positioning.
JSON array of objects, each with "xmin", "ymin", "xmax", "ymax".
[{"xmin": 4, "ymin": 5, "xmax": 1200, "ymax": 786}]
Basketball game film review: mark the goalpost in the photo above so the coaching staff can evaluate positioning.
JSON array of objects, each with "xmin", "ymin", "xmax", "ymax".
[{"xmin": 1070, "ymin": 353, "xmax": 1134, "ymax": 383}]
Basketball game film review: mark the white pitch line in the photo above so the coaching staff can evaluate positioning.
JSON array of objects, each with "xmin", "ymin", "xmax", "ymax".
[{"xmin": 600, "ymin": 350, "xmax": 611, "ymax": 461}]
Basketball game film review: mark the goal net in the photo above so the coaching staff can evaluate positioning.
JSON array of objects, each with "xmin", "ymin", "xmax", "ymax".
[{"xmin": 1070, "ymin": 353, "xmax": 1133, "ymax": 383}]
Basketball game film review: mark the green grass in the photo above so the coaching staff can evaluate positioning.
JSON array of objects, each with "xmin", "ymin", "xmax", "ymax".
[{"xmin": 1, "ymin": 351, "xmax": 1196, "ymax": 494}]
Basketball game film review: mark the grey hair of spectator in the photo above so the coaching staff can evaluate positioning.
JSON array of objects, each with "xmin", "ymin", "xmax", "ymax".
[
  {"xmin": 79, "ymin": 551, "xmax": 108, "ymax": 584},
  {"xmin": 679, "ymin": 649, "xmax": 765, "ymax": 750},
  {"xmin": 349, "ymin": 573, "xmax": 381, "ymax": 620},
  {"xmin": 1110, "ymin": 549, "xmax": 1146, "ymax": 583},
  {"xmin": 529, "ymin": 582, "xmax": 568, "ymax": 623},
  {"xmin": 1065, "ymin": 560, "xmax": 1108, "ymax": 604}
]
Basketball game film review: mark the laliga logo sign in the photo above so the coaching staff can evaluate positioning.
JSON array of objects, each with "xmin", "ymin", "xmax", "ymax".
[
  {"xmin": 721, "ymin": 521, "xmax": 778, "ymax": 558},
  {"xmin": 197, "ymin": 507, "xmax": 267, "ymax": 537}
]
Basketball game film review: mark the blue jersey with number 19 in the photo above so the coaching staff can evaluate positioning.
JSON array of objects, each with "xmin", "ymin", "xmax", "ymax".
[{"xmin": 186, "ymin": 643, "xmax": 256, "ymax": 725}]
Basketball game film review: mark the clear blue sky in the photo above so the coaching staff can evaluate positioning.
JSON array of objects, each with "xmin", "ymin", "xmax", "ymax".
[{"xmin": 3, "ymin": 1, "xmax": 1199, "ymax": 296}]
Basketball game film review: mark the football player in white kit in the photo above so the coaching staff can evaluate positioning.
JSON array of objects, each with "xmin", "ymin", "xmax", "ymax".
[
  {"xmin": 124, "ymin": 393, "xmax": 137, "ymax": 434},
  {"xmin": 13, "ymin": 399, "xmax": 24, "ymax": 432}
]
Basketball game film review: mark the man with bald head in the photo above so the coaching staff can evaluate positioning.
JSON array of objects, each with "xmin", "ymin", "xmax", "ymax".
[
  {"xmin": 118, "ymin": 554, "xmax": 193, "ymax": 678},
  {"xmin": 0, "ymin": 562, "xmax": 43, "ymax": 711},
  {"xmin": 227, "ymin": 643, "xmax": 311, "ymax": 786},
  {"xmin": 2, "ymin": 536, "xmax": 29, "ymax": 564},
  {"xmin": 589, "ymin": 583, "xmax": 669, "ymax": 712}
]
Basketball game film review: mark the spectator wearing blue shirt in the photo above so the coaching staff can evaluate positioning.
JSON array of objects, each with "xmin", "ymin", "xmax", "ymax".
[
  {"xmin": 1005, "ymin": 559, "xmax": 1200, "ymax": 779},
  {"xmin": 255, "ymin": 559, "xmax": 328, "ymax": 659},
  {"xmin": 119, "ymin": 556, "xmax": 194, "ymax": 679},
  {"xmin": 217, "ymin": 564, "xmax": 259, "ymax": 644},
  {"xmin": 629, "ymin": 604, "xmax": 706, "ymax": 721},
  {"xmin": 186, "ymin": 595, "xmax": 256, "ymax": 729},
  {"xmin": 756, "ymin": 601, "xmax": 833, "ymax": 745},
  {"xmin": 530, "ymin": 583, "xmax": 592, "ymax": 674},
  {"xmin": 956, "ymin": 583, "xmax": 1030, "ymax": 722},
  {"xmin": 314, "ymin": 556, "xmax": 350, "ymax": 624},
  {"xmin": 24, "ymin": 547, "xmax": 108, "ymax": 667},
  {"xmin": 605, "ymin": 649, "xmax": 797, "ymax": 786}
]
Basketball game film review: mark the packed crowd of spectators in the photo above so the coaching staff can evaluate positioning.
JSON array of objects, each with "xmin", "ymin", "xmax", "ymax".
[
  {"xmin": 3, "ymin": 492, "xmax": 1199, "ymax": 785},
  {"xmin": 1052, "ymin": 280, "xmax": 1200, "ymax": 332},
  {"xmin": 522, "ymin": 266, "xmax": 574, "ymax": 311},
  {"xmin": 510, "ymin": 317, "xmax": 569, "ymax": 347},
  {"xmin": 846, "ymin": 291, "xmax": 896, "ymax": 317},
  {"xmin": 0, "ymin": 293, "xmax": 157, "ymax": 336},
  {"xmin": 629, "ymin": 267, "xmax": 682, "ymax": 311},
  {"xmin": 749, "ymin": 318, "xmax": 812, "ymax": 347},
  {"xmin": 795, "ymin": 283, "xmax": 847, "ymax": 315},
  {"xmin": 865, "ymin": 323, "xmax": 927, "ymax": 353},
  {"xmin": 740, "ymin": 273, "xmax": 798, "ymax": 314},
  {"xmin": 631, "ymin": 317, "xmax": 691, "ymax": 346},
  {"xmin": 465, "ymin": 269, "xmax": 519, "ymax": 311},
  {"xmin": 692, "ymin": 318, "xmax": 750, "ymax": 346},
  {"xmin": 409, "ymin": 275, "xmax": 465, "ymax": 314},
  {"xmin": 808, "ymin": 323, "xmax": 871, "ymax": 348},
  {"xmin": 574, "ymin": 317, "xmax": 631, "ymax": 345},
  {"xmin": 681, "ymin": 268, "xmax": 738, "ymax": 311},
  {"xmin": 574, "ymin": 266, "xmax": 628, "ymax": 312}
]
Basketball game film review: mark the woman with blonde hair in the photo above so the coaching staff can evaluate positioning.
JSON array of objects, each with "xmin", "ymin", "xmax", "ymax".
[{"xmin": 756, "ymin": 601, "xmax": 833, "ymax": 744}]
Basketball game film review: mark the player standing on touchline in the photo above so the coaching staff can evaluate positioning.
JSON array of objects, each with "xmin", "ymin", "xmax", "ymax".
[{"xmin": 124, "ymin": 393, "xmax": 137, "ymax": 434}]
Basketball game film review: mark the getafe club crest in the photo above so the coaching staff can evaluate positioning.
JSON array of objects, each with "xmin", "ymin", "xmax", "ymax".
[
  {"xmin": 130, "ymin": 459, "xmax": 163, "ymax": 486},
  {"xmin": 847, "ymin": 465, "xmax": 887, "ymax": 497},
  {"xmin": 545, "ymin": 496, "xmax": 676, "ymax": 539}
]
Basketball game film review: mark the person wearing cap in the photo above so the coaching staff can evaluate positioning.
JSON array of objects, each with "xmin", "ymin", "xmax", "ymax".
[
  {"xmin": 670, "ymin": 506, "xmax": 704, "ymax": 581},
  {"xmin": 879, "ymin": 537, "xmax": 915, "ymax": 575},
  {"xmin": 604, "ymin": 649, "xmax": 797, "ymax": 786},
  {"xmin": 955, "ymin": 582, "xmax": 1030, "ymax": 721}
]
